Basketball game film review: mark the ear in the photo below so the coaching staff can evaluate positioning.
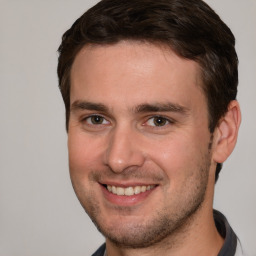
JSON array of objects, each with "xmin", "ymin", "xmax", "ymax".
[{"xmin": 212, "ymin": 100, "xmax": 241, "ymax": 163}]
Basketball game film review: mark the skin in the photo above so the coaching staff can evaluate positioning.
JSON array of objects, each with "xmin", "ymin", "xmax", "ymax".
[{"xmin": 68, "ymin": 41, "xmax": 241, "ymax": 256}]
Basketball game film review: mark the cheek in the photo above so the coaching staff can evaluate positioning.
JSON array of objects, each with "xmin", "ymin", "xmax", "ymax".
[
  {"xmin": 146, "ymin": 133, "xmax": 205, "ymax": 180},
  {"xmin": 68, "ymin": 131, "xmax": 103, "ymax": 178}
]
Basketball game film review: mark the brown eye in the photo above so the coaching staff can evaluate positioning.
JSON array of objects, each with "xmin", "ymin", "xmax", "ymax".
[
  {"xmin": 91, "ymin": 115, "xmax": 104, "ymax": 124},
  {"xmin": 85, "ymin": 115, "xmax": 109, "ymax": 125},
  {"xmin": 153, "ymin": 117, "xmax": 167, "ymax": 126},
  {"xmin": 145, "ymin": 116, "xmax": 170, "ymax": 127}
]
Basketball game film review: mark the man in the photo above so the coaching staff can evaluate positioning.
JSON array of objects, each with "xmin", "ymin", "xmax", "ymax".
[{"xmin": 57, "ymin": 0, "xmax": 242, "ymax": 255}]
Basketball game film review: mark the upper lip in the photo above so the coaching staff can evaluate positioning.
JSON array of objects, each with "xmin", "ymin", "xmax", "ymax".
[{"xmin": 99, "ymin": 181, "xmax": 157, "ymax": 188}]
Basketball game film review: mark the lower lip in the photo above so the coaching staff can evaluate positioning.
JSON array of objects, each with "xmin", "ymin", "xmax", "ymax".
[{"xmin": 101, "ymin": 185, "xmax": 157, "ymax": 206}]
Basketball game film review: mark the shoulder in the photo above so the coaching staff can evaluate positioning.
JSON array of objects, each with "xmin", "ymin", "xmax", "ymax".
[{"xmin": 91, "ymin": 243, "xmax": 106, "ymax": 256}]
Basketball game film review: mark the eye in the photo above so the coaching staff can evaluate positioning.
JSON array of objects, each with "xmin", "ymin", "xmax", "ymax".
[
  {"xmin": 146, "ymin": 116, "xmax": 171, "ymax": 127},
  {"xmin": 84, "ymin": 115, "xmax": 109, "ymax": 125}
]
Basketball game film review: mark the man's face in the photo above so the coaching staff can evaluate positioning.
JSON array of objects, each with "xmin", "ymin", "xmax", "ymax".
[{"xmin": 68, "ymin": 41, "xmax": 215, "ymax": 248}]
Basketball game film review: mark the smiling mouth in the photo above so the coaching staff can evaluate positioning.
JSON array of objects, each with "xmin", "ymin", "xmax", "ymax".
[{"xmin": 103, "ymin": 184, "xmax": 156, "ymax": 196}]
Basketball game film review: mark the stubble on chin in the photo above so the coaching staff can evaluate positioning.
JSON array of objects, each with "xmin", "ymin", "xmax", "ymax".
[
  {"xmin": 101, "ymin": 176, "xmax": 208, "ymax": 249},
  {"xmin": 71, "ymin": 137, "xmax": 213, "ymax": 249},
  {"xmin": 76, "ymin": 160, "xmax": 210, "ymax": 249}
]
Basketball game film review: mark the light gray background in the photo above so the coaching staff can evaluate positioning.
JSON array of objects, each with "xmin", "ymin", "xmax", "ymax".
[{"xmin": 0, "ymin": 0, "xmax": 255, "ymax": 255}]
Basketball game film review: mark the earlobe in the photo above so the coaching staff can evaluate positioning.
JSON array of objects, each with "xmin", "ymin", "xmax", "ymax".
[{"xmin": 212, "ymin": 100, "xmax": 241, "ymax": 163}]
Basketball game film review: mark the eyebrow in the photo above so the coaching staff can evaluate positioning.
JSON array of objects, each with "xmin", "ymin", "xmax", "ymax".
[
  {"xmin": 133, "ymin": 103, "xmax": 189, "ymax": 114},
  {"xmin": 70, "ymin": 100, "xmax": 109, "ymax": 112},
  {"xmin": 70, "ymin": 100, "xmax": 189, "ymax": 115}
]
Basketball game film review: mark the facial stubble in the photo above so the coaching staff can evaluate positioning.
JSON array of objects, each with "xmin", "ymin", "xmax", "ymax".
[{"xmin": 71, "ymin": 146, "xmax": 212, "ymax": 249}]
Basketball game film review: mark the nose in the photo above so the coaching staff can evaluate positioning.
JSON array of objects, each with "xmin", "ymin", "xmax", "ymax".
[{"xmin": 104, "ymin": 126, "xmax": 145, "ymax": 173}]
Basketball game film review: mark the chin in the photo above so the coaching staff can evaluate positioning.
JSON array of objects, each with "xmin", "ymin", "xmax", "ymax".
[{"xmin": 92, "ymin": 198, "xmax": 204, "ymax": 249}]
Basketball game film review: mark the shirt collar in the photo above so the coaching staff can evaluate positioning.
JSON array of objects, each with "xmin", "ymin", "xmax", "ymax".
[{"xmin": 214, "ymin": 209, "xmax": 238, "ymax": 256}]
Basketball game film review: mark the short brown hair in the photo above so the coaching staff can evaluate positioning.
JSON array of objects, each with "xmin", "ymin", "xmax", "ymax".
[{"xmin": 57, "ymin": 0, "xmax": 238, "ymax": 181}]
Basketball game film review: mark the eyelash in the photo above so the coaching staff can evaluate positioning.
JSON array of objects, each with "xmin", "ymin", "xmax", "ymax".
[
  {"xmin": 144, "ymin": 116, "xmax": 174, "ymax": 128},
  {"xmin": 82, "ymin": 114, "xmax": 110, "ymax": 125},
  {"xmin": 81, "ymin": 114, "xmax": 174, "ymax": 128}
]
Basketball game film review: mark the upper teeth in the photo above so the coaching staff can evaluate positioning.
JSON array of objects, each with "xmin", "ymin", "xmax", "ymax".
[{"xmin": 107, "ymin": 185, "xmax": 155, "ymax": 196}]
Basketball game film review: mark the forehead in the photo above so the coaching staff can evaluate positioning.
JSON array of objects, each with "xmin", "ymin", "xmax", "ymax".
[{"xmin": 70, "ymin": 41, "xmax": 205, "ymax": 110}]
